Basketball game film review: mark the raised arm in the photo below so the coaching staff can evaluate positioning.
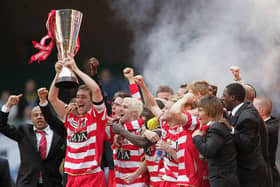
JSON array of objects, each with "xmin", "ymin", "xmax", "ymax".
[
  {"xmin": 134, "ymin": 75, "xmax": 161, "ymax": 117},
  {"xmin": 230, "ymin": 65, "xmax": 242, "ymax": 83},
  {"xmin": 0, "ymin": 94, "xmax": 23, "ymax": 141},
  {"xmin": 88, "ymin": 57, "xmax": 112, "ymax": 116},
  {"xmin": 123, "ymin": 67, "xmax": 136, "ymax": 85},
  {"xmin": 38, "ymin": 88, "xmax": 67, "ymax": 138},
  {"xmin": 48, "ymin": 61, "xmax": 67, "ymax": 120},
  {"xmin": 65, "ymin": 58, "xmax": 103, "ymax": 103},
  {"xmin": 168, "ymin": 92, "xmax": 196, "ymax": 125},
  {"xmin": 123, "ymin": 67, "xmax": 142, "ymax": 101}
]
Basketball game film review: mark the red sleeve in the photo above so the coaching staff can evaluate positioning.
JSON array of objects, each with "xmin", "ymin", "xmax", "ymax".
[
  {"xmin": 105, "ymin": 125, "xmax": 114, "ymax": 143},
  {"xmin": 64, "ymin": 113, "xmax": 69, "ymax": 129},
  {"xmin": 182, "ymin": 112, "xmax": 200, "ymax": 131},
  {"xmin": 129, "ymin": 83, "xmax": 142, "ymax": 101}
]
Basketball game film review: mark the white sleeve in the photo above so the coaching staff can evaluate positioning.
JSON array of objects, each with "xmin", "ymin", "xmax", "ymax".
[
  {"xmin": 1, "ymin": 105, "xmax": 10, "ymax": 113},
  {"xmin": 93, "ymin": 102, "xmax": 106, "ymax": 114}
]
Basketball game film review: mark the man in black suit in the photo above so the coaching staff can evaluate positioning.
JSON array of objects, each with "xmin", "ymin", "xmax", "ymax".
[
  {"xmin": 221, "ymin": 83, "xmax": 268, "ymax": 187},
  {"xmin": 0, "ymin": 94, "xmax": 65, "ymax": 187},
  {"xmin": 254, "ymin": 96, "xmax": 280, "ymax": 187},
  {"xmin": 243, "ymin": 84, "xmax": 272, "ymax": 186},
  {"xmin": 0, "ymin": 157, "xmax": 13, "ymax": 187}
]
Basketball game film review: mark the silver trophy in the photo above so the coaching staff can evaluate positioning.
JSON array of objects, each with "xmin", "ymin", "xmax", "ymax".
[{"xmin": 54, "ymin": 9, "xmax": 83, "ymax": 88}]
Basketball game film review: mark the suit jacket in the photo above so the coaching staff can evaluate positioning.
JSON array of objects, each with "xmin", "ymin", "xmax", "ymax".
[
  {"xmin": 0, "ymin": 157, "xmax": 13, "ymax": 187},
  {"xmin": 0, "ymin": 111, "xmax": 66, "ymax": 187},
  {"xmin": 266, "ymin": 117, "xmax": 280, "ymax": 187},
  {"xmin": 39, "ymin": 104, "xmax": 66, "ymax": 139},
  {"xmin": 193, "ymin": 122, "xmax": 240, "ymax": 187},
  {"xmin": 40, "ymin": 102, "xmax": 115, "ymax": 171},
  {"xmin": 229, "ymin": 102, "xmax": 268, "ymax": 187}
]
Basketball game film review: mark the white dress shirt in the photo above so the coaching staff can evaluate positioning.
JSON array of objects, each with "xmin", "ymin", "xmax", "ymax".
[
  {"xmin": 33, "ymin": 125, "xmax": 53, "ymax": 157},
  {"xmin": 232, "ymin": 102, "xmax": 244, "ymax": 116},
  {"xmin": 1, "ymin": 104, "xmax": 54, "ymax": 157},
  {"xmin": 264, "ymin": 116, "xmax": 271, "ymax": 122},
  {"xmin": 228, "ymin": 103, "xmax": 244, "ymax": 134}
]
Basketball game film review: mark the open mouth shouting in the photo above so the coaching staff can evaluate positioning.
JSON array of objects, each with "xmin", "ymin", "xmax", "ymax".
[
  {"xmin": 119, "ymin": 113, "xmax": 126, "ymax": 123},
  {"xmin": 78, "ymin": 104, "xmax": 85, "ymax": 110}
]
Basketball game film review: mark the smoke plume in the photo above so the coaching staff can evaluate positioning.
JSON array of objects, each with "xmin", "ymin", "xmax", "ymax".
[{"xmin": 111, "ymin": 0, "xmax": 280, "ymax": 98}]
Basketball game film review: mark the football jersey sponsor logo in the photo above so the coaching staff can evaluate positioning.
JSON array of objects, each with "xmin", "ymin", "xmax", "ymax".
[
  {"xmin": 69, "ymin": 131, "xmax": 88, "ymax": 142},
  {"xmin": 117, "ymin": 149, "xmax": 131, "ymax": 160},
  {"xmin": 144, "ymin": 147, "xmax": 153, "ymax": 156}
]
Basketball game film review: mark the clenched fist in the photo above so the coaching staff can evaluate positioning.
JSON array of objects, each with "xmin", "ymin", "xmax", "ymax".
[
  {"xmin": 6, "ymin": 94, "xmax": 23, "ymax": 108},
  {"xmin": 37, "ymin": 88, "xmax": 48, "ymax": 103}
]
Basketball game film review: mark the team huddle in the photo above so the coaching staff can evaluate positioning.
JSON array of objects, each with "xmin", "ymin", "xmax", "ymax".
[{"xmin": 0, "ymin": 57, "xmax": 279, "ymax": 187}]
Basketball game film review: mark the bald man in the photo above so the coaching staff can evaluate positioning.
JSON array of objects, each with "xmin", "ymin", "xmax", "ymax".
[
  {"xmin": 0, "ymin": 94, "xmax": 66, "ymax": 187},
  {"xmin": 243, "ymin": 84, "xmax": 256, "ymax": 102},
  {"xmin": 254, "ymin": 96, "xmax": 280, "ymax": 187}
]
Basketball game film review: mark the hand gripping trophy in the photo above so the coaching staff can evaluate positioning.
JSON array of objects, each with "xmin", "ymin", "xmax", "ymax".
[{"xmin": 30, "ymin": 9, "xmax": 83, "ymax": 88}]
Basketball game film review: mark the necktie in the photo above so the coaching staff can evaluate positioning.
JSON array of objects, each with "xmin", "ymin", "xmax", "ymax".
[
  {"xmin": 36, "ymin": 130, "xmax": 47, "ymax": 160},
  {"xmin": 229, "ymin": 112, "xmax": 233, "ymax": 119}
]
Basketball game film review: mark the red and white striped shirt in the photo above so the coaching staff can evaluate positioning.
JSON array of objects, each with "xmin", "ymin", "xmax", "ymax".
[
  {"xmin": 129, "ymin": 83, "xmax": 142, "ymax": 101},
  {"xmin": 145, "ymin": 144, "xmax": 162, "ymax": 187},
  {"xmin": 131, "ymin": 82, "xmax": 162, "ymax": 186},
  {"xmin": 64, "ymin": 103, "xmax": 107, "ymax": 175},
  {"xmin": 159, "ymin": 119, "xmax": 180, "ymax": 183},
  {"xmin": 111, "ymin": 119, "xmax": 148, "ymax": 187},
  {"xmin": 177, "ymin": 111, "xmax": 209, "ymax": 187}
]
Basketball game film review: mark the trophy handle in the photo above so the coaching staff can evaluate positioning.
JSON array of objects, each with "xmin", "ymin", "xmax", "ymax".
[{"xmin": 55, "ymin": 66, "xmax": 79, "ymax": 88}]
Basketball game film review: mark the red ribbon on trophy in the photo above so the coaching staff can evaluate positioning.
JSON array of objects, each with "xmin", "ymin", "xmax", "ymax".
[{"xmin": 29, "ymin": 10, "xmax": 80, "ymax": 64}]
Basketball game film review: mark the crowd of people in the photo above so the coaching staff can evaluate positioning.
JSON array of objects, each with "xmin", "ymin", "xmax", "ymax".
[{"xmin": 0, "ymin": 57, "xmax": 279, "ymax": 187}]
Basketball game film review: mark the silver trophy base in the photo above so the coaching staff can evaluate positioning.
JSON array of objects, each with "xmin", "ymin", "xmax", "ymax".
[{"xmin": 55, "ymin": 77, "xmax": 79, "ymax": 89}]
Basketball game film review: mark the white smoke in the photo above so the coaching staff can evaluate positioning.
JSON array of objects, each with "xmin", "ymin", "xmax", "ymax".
[{"xmin": 110, "ymin": 0, "xmax": 280, "ymax": 98}]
